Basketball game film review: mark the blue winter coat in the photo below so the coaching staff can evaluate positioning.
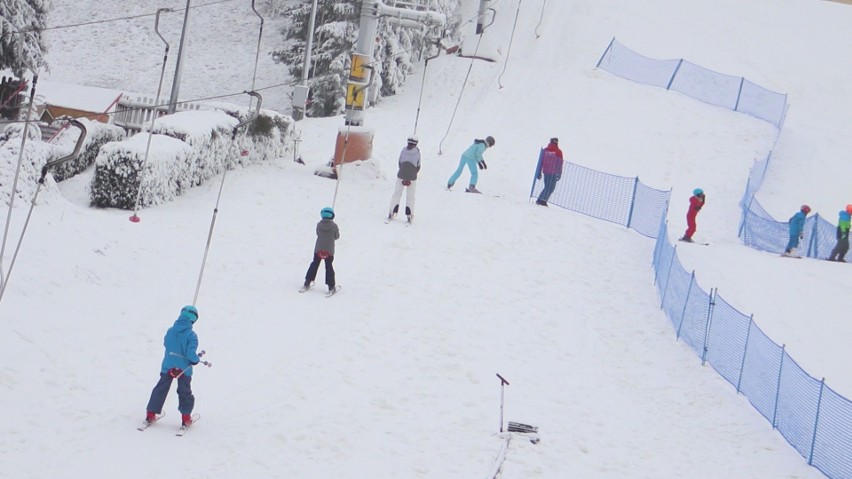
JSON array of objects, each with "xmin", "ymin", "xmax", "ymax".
[
  {"xmin": 461, "ymin": 140, "xmax": 487, "ymax": 164},
  {"xmin": 788, "ymin": 211, "xmax": 807, "ymax": 237},
  {"xmin": 160, "ymin": 310, "xmax": 201, "ymax": 376}
]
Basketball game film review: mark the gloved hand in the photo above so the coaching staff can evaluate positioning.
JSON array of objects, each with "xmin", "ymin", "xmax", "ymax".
[
  {"xmin": 799, "ymin": 232, "xmax": 804, "ymax": 240},
  {"xmin": 537, "ymin": 174, "xmax": 542, "ymax": 180},
  {"xmin": 190, "ymin": 361, "xmax": 199, "ymax": 366},
  {"xmin": 478, "ymin": 160, "xmax": 487, "ymax": 170},
  {"xmin": 168, "ymin": 367, "xmax": 183, "ymax": 378}
]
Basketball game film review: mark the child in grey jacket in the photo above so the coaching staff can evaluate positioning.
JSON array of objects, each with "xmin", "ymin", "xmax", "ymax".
[
  {"xmin": 303, "ymin": 207, "xmax": 340, "ymax": 292},
  {"xmin": 388, "ymin": 136, "xmax": 421, "ymax": 223}
]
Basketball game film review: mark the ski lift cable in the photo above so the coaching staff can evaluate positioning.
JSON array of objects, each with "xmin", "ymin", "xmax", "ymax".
[
  {"xmin": 535, "ymin": 0, "xmax": 547, "ymax": 38},
  {"xmin": 129, "ymin": 8, "xmax": 173, "ymax": 223},
  {"xmin": 0, "ymin": 74, "xmax": 39, "ymax": 292},
  {"xmin": 497, "ymin": 0, "xmax": 523, "ymax": 89},
  {"xmin": 438, "ymin": 31, "xmax": 488, "ymax": 155},
  {"xmin": 412, "ymin": 35, "xmax": 444, "ymax": 135},
  {"xmin": 192, "ymin": 91, "xmax": 262, "ymax": 305},
  {"xmin": 249, "ymin": 0, "xmax": 265, "ymax": 109},
  {"xmin": 331, "ymin": 123, "xmax": 354, "ymax": 210},
  {"xmin": 0, "ymin": 120, "xmax": 87, "ymax": 306}
]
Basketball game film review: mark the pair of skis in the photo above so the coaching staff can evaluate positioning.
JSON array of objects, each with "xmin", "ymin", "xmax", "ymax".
[
  {"xmin": 385, "ymin": 215, "xmax": 412, "ymax": 226},
  {"xmin": 137, "ymin": 413, "xmax": 201, "ymax": 436},
  {"xmin": 299, "ymin": 283, "xmax": 341, "ymax": 297}
]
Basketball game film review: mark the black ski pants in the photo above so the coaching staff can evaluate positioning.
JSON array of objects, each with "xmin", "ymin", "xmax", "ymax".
[{"xmin": 305, "ymin": 254, "xmax": 335, "ymax": 288}]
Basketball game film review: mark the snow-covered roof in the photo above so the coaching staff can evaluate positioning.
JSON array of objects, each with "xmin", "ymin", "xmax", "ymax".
[{"xmin": 37, "ymin": 80, "xmax": 139, "ymax": 113}]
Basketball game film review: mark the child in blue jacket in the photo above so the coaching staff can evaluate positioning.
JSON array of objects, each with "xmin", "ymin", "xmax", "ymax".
[{"xmin": 783, "ymin": 205, "xmax": 811, "ymax": 257}]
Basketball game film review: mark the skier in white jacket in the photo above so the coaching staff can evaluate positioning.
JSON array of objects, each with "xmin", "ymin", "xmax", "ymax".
[{"xmin": 388, "ymin": 136, "xmax": 421, "ymax": 223}]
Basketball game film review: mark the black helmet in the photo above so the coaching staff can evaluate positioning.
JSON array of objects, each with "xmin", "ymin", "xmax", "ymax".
[
  {"xmin": 550, "ymin": 137, "xmax": 558, "ymax": 144},
  {"xmin": 485, "ymin": 136, "xmax": 495, "ymax": 147}
]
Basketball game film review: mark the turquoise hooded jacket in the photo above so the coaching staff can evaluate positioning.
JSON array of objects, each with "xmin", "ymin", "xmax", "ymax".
[{"xmin": 160, "ymin": 309, "xmax": 201, "ymax": 376}]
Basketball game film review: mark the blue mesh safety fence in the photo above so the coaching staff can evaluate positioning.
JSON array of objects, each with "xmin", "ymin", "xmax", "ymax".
[
  {"xmin": 559, "ymin": 38, "xmax": 852, "ymax": 478},
  {"xmin": 528, "ymin": 151, "xmax": 671, "ymax": 238},
  {"xmin": 811, "ymin": 386, "xmax": 852, "ymax": 478},
  {"xmin": 651, "ymin": 223, "xmax": 852, "ymax": 477},
  {"xmin": 597, "ymin": 38, "xmax": 788, "ymax": 127}
]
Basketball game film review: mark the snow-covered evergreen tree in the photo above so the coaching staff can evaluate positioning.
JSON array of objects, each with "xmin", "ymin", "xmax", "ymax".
[
  {"xmin": 0, "ymin": 0, "xmax": 51, "ymax": 75},
  {"xmin": 274, "ymin": 0, "xmax": 460, "ymax": 118}
]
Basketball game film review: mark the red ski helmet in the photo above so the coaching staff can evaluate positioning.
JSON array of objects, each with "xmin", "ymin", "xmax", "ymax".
[
  {"xmin": 846, "ymin": 204, "xmax": 852, "ymax": 214},
  {"xmin": 801, "ymin": 204, "xmax": 811, "ymax": 214}
]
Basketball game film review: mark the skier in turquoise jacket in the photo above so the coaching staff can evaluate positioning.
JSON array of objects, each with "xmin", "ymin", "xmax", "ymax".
[
  {"xmin": 783, "ymin": 205, "xmax": 811, "ymax": 257},
  {"xmin": 447, "ymin": 136, "xmax": 495, "ymax": 193},
  {"xmin": 145, "ymin": 305, "xmax": 201, "ymax": 427}
]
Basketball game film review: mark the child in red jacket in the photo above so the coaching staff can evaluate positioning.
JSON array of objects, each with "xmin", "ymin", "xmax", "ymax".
[{"xmin": 680, "ymin": 188, "xmax": 705, "ymax": 242}]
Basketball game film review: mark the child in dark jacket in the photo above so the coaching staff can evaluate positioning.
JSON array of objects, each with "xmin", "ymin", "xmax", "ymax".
[
  {"xmin": 827, "ymin": 205, "xmax": 852, "ymax": 262},
  {"xmin": 303, "ymin": 207, "xmax": 340, "ymax": 292}
]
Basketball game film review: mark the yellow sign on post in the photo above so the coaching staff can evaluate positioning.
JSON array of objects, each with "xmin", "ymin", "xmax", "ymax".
[
  {"xmin": 349, "ymin": 53, "xmax": 371, "ymax": 82},
  {"xmin": 346, "ymin": 82, "xmax": 366, "ymax": 110}
]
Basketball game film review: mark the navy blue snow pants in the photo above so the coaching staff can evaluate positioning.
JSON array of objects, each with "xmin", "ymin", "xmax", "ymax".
[{"xmin": 146, "ymin": 373, "xmax": 194, "ymax": 415}]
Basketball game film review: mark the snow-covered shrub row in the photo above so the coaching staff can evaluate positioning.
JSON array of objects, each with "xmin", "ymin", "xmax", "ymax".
[
  {"xmin": 90, "ymin": 133, "xmax": 194, "ymax": 209},
  {"xmin": 206, "ymin": 102, "xmax": 292, "ymax": 164},
  {"xmin": 1, "ymin": 122, "xmax": 42, "ymax": 145},
  {"xmin": 90, "ymin": 108, "xmax": 292, "ymax": 209},
  {"xmin": 50, "ymin": 118, "xmax": 126, "ymax": 182},
  {"xmin": 0, "ymin": 138, "xmax": 61, "ymax": 207}
]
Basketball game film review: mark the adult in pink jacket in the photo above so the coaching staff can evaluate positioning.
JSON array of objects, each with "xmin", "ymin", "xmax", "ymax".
[{"xmin": 534, "ymin": 137, "xmax": 564, "ymax": 207}]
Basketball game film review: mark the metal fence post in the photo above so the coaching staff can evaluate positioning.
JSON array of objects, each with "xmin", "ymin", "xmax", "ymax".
[
  {"xmin": 701, "ymin": 288, "xmax": 715, "ymax": 365},
  {"xmin": 659, "ymin": 247, "xmax": 676, "ymax": 309},
  {"xmin": 676, "ymin": 271, "xmax": 695, "ymax": 340},
  {"xmin": 626, "ymin": 176, "xmax": 638, "ymax": 230},
  {"xmin": 736, "ymin": 315, "xmax": 754, "ymax": 394},
  {"xmin": 771, "ymin": 344, "xmax": 786, "ymax": 428},
  {"xmin": 808, "ymin": 378, "xmax": 825, "ymax": 465}
]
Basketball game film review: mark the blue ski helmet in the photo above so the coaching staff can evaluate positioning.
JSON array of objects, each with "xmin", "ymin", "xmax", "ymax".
[
  {"xmin": 693, "ymin": 188, "xmax": 704, "ymax": 196},
  {"xmin": 181, "ymin": 305, "xmax": 199, "ymax": 322},
  {"xmin": 321, "ymin": 207, "xmax": 335, "ymax": 219}
]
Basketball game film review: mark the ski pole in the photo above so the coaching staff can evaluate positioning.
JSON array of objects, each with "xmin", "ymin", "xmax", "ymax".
[
  {"xmin": 169, "ymin": 350, "xmax": 213, "ymax": 368},
  {"xmin": 496, "ymin": 373, "xmax": 510, "ymax": 432}
]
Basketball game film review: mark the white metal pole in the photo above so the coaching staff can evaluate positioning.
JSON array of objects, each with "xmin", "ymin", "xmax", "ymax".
[{"xmin": 168, "ymin": 0, "xmax": 192, "ymax": 114}]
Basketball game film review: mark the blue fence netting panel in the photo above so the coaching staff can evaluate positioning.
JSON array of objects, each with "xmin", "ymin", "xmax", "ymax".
[
  {"xmin": 810, "ymin": 385, "xmax": 852, "ymax": 479},
  {"xmin": 653, "ymin": 233, "xmax": 677, "ymax": 296},
  {"xmin": 669, "ymin": 60, "xmax": 741, "ymax": 110},
  {"xmin": 596, "ymin": 38, "xmax": 679, "ymax": 88},
  {"xmin": 597, "ymin": 38, "xmax": 787, "ymax": 127},
  {"xmin": 532, "ymin": 162, "xmax": 635, "ymax": 225},
  {"xmin": 738, "ymin": 324, "xmax": 783, "ymax": 423},
  {"xmin": 676, "ymin": 281, "xmax": 711, "ymax": 357},
  {"xmin": 703, "ymin": 294, "xmax": 750, "ymax": 388},
  {"xmin": 738, "ymin": 78, "xmax": 788, "ymax": 127},
  {"xmin": 774, "ymin": 352, "xmax": 822, "ymax": 458},
  {"xmin": 629, "ymin": 181, "xmax": 671, "ymax": 238},
  {"xmin": 660, "ymin": 257, "xmax": 692, "ymax": 333}
]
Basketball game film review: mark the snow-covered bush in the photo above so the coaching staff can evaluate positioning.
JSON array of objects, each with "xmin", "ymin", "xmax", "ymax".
[
  {"xmin": 90, "ymin": 133, "xmax": 194, "ymax": 209},
  {"xmin": 90, "ymin": 107, "xmax": 292, "ymax": 209},
  {"xmin": 50, "ymin": 118, "xmax": 126, "ymax": 182},
  {"xmin": 0, "ymin": 138, "xmax": 62, "ymax": 207},
  {"xmin": 1, "ymin": 121, "xmax": 42, "ymax": 145},
  {"xmin": 207, "ymin": 103, "xmax": 293, "ymax": 163}
]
